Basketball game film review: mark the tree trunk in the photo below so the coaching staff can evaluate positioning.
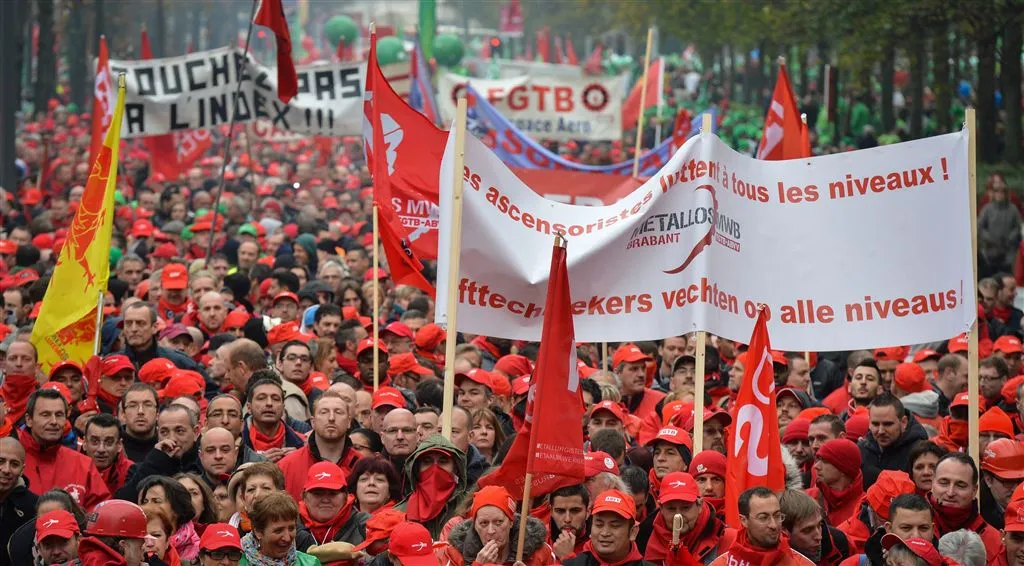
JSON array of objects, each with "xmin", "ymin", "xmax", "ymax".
[
  {"xmin": 723, "ymin": 44, "xmax": 734, "ymax": 99},
  {"xmin": 67, "ymin": 0, "xmax": 87, "ymax": 109},
  {"xmin": 1001, "ymin": 13, "xmax": 1022, "ymax": 164},
  {"xmin": 881, "ymin": 43, "xmax": 895, "ymax": 132},
  {"xmin": 933, "ymin": 23, "xmax": 952, "ymax": 133},
  {"xmin": 909, "ymin": 35, "xmax": 926, "ymax": 139},
  {"xmin": 33, "ymin": 0, "xmax": 56, "ymax": 117},
  {"xmin": 799, "ymin": 44, "xmax": 810, "ymax": 97},
  {"xmin": 0, "ymin": 0, "xmax": 27, "ymax": 193},
  {"xmin": 976, "ymin": 31, "xmax": 998, "ymax": 163}
]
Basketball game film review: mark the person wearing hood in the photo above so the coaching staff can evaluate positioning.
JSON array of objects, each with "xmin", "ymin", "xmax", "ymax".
[
  {"xmin": 447, "ymin": 486, "xmax": 555, "ymax": 566},
  {"xmin": 396, "ymin": 434, "xmax": 467, "ymax": 539},
  {"xmin": 928, "ymin": 452, "xmax": 1002, "ymax": 562},
  {"xmin": 806, "ymin": 439, "xmax": 863, "ymax": 527},
  {"xmin": 297, "ymin": 461, "xmax": 368, "ymax": 549},
  {"xmin": 782, "ymin": 419, "xmax": 813, "ymax": 488},
  {"xmin": 858, "ymin": 394, "xmax": 928, "ymax": 487},
  {"xmin": 933, "ymin": 392, "xmax": 973, "ymax": 453},
  {"xmin": 636, "ymin": 471, "xmax": 735, "ymax": 564},
  {"xmin": 837, "ymin": 470, "xmax": 916, "ymax": 554},
  {"xmin": 294, "ymin": 234, "xmax": 319, "ymax": 275},
  {"xmin": 709, "ymin": 487, "xmax": 814, "ymax": 566},
  {"xmin": 979, "ymin": 438, "xmax": 1024, "ymax": 530},
  {"xmin": 78, "ymin": 500, "xmax": 149, "ymax": 566},
  {"xmin": 890, "ymin": 362, "xmax": 942, "ymax": 430},
  {"xmin": 0, "ymin": 437, "xmax": 37, "ymax": 566}
]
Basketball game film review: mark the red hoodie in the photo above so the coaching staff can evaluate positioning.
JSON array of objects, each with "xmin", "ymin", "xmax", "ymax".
[{"xmin": 19, "ymin": 428, "xmax": 110, "ymax": 510}]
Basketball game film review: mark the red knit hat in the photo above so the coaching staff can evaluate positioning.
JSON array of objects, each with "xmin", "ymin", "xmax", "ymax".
[
  {"xmin": 816, "ymin": 438, "xmax": 862, "ymax": 480},
  {"xmin": 689, "ymin": 450, "xmax": 726, "ymax": 480},
  {"xmin": 782, "ymin": 418, "xmax": 810, "ymax": 444},
  {"xmin": 866, "ymin": 470, "xmax": 916, "ymax": 520}
]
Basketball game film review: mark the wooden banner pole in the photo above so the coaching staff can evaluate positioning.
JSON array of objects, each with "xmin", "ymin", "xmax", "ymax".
[
  {"xmin": 515, "ymin": 474, "xmax": 534, "ymax": 561},
  {"xmin": 966, "ymin": 107, "xmax": 979, "ymax": 471},
  {"xmin": 692, "ymin": 112, "xmax": 714, "ymax": 455},
  {"xmin": 631, "ymin": 27, "xmax": 654, "ymax": 179},
  {"xmin": 372, "ymin": 204, "xmax": 380, "ymax": 392}
]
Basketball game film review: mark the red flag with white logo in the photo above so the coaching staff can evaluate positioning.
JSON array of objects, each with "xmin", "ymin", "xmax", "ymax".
[
  {"xmin": 755, "ymin": 63, "xmax": 803, "ymax": 160},
  {"xmin": 89, "ymin": 36, "xmax": 113, "ymax": 165},
  {"xmin": 364, "ymin": 33, "xmax": 435, "ymax": 296},
  {"xmin": 478, "ymin": 238, "xmax": 585, "ymax": 499},
  {"xmin": 725, "ymin": 307, "xmax": 786, "ymax": 528}
]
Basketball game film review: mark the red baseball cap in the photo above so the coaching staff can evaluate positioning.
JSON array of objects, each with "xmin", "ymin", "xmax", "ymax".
[
  {"xmin": 912, "ymin": 349, "xmax": 941, "ymax": 363},
  {"xmin": 874, "ymin": 346, "xmax": 908, "ymax": 361},
  {"xmin": 272, "ymin": 292, "xmax": 299, "ymax": 305},
  {"xmin": 645, "ymin": 426, "xmax": 693, "ymax": 451},
  {"xmin": 494, "ymin": 355, "xmax": 533, "ymax": 378},
  {"xmin": 41, "ymin": 382, "xmax": 72, "ymax": 405},
  {"xmin": 948, "ymin": 334, "xmax": 969, "ymax": 353},
  {"xmin": 199, "ymin": 524, "xmax": 242, "ymax": 552},
  {"xmin": 583, "ymin": 451, "xmax": 620, "ymax": 477},
  {"xmin": 612, "ymin": 343, "xmax": 652, "ymax": 368},
  {"xmin": 880, "ymin": 535, "xmax": 942, "ymax": 566},
  {"xmin": 363, "ymin": 267, "xmax": 389, "ymax": 283},
  {"xmin": 995, "ymin": 335, "xmax": 1024, "ymax": 355},
  {"xmin": 160, "ymin": 370, "xmax": 205, "ymax": 400},
  {"xmin": 388, "ymin": 522, "xmax": 437, "ymax": 566},
  {"xmin": 371, "ymin": 386, "xmax": 407, "ymax": 410},
  {"xmin": 456, "ymin": 369, "xmax": 494, "ymax": 391},
  {"xmin": 659, "ymin": 472, "xmax": 699, "ymax": 504},
  {"xmin": 357, "ymin": 338, "xmax": 388, "ymax": 357},
  {"xmin": 48, "ymin": 360, "xmax": 83, "ymax": 380},
  {"xmin": 35, "ymin": 509, "xmax": 79, "ymax": 542},
  {"xmin": 162, "ymin": 263, "xmax": 188, "ymax": 290},
  {"xmin": 592, "ymin": 489, "xmax": 637, "ymax": 521},
  {"xmin": 894, "ymin": 362, "xmax": 929, "ymax": 394},
  {"xmin": 101, "ymin": 354, "xmax": 135, "ymax": 378},
  {"xmin": 1006, "ymin": 499, "xmax": 1024, "ymax": 532},
  {"xmin": 511, "ymin": 376, "xmax": 531, "ymax": 396},
  {"xmin": 131, "ymin": 220, "xmax": 154, "ymax": 238},
  {"xmin": 387, "ymin": 353, "xmax": 433, "ymax": 378},
  {"xmin": 304, "ymin": 461, "xmax": 347, "ymax": 491},
  {"xmin": 151, "ymin": 242, "xmax": 178, "ymax": 259},
  {"xmin": 415, "ymin": 324, "xmax": 446, "ymax": 351},
  {"xmin": 138, "ymin": 358, "xmax": 176, "ymax": 386},
  {"xmin": 353, "ymin": 509, "xmax": 406, "ymax": 552},
  {"xmin": 381, "ymin": 322, "xmax": 414, "ymax": 340},
  {"xmin": 588, "ymin": 400, "xmax": 627, "ymax": 423}
]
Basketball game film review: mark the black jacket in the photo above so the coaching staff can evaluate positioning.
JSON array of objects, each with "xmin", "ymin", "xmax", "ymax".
[
  {"xmin": 858, "ymin": 415, "xmax": 928, "ymax": 488},
  {"xmin": 122, "ymin": 431, "xmax": 158, "ymax": 463},
  {"xmin": 0, "ymin": 482, "xmax": 37, "ymax": 566},
  {"xmin": 116, "ymin": 442, "xmax": 204, "ymax": 502},
  {"xmin": 811, "ymin": 359, "xmax": 846, "ymax": 401},
  {"xmin": 298, "ymin": 510, "xmax": 368, "ymax": 547}
]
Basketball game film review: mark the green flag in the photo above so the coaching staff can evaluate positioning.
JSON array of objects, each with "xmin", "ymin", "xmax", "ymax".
[{"xmin": 419, "ymin": 0, "xmax": 436, "ymax": 61}]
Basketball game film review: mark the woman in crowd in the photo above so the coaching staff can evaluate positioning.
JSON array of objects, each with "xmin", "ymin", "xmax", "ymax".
[
  {"xmin": 347, "ymin": 456, "xmax": 402, "ymax": 515},
  {"xmin": 447, "ymin": 486, "xmax": 555, "ymax": 566},
  {"xmin": 348, "ymin": 428, "xmax": 383, "ymax": 459},
  {"xmin": 312, "ymin": 337, "xmax": 339, "ymax": 377},
  {"xmin": 139, "ymin": 476, "xmax": 202, "ymax": 562},
  {"xmin": 906, "ymin": 440, "xmax": 946, "ymax": 496},
  {"xmin": 240, "ymin": 492, "xmax": 321, "ymax": 566},
  {"xmin": 469, "ymin": 409, "xmax": 506, "ymax": 465},
  {"xmin": 230, "ymin": 462, "xmax": 287, "ymax": 536},
  {"xmin": 338, "ymin": 281, "xmax": 368, "ymax": 316},
  {"xmin": 175, "ymin": 472, "xmax": 219, "ymax": 527},
  {"xmin": 144, "ymin": 507, "xmax": 180, "ymax": 566}
]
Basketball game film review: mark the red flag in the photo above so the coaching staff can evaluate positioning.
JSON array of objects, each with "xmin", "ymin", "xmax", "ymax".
[
  {"xmin": 584, "ymin": 43, "xmax": 603, "ymax": 75},
  {"xmin": 756, "ymin": 63, "xmax": 803, "ymax": 160},
  {"xmin": 565, "ymin": 34, "xmax": 578, "ymax": 65},
  {"xmin": 670, "ymin": 108, "xmax": 692, "ymax": 152},
  {"xmin": 478, "ymin": 238, "xmax": 585, "ymax": 499},
  {"xmin": 365, "ymin": 32, "xmax": 435, "ymax": 296},
  {"xmin": 621, "ymin": 58, "xmax": 663, "ymax": 129},
  {"xmin": 800, "ymin": 113, "xmax": 811, "ymax": 158},
  {"xmin": 254, "ymin": 0, "xmax": 298, "ymax": 103},
  {"xmin": 89, "ymin": 36, "xmax": 113, "ymax": 166},
  {"xmin": 725, "ymin": 308, "xmax": 786, "ymax": 528},
  {"xmin": 536, "ymin": 28, "xmax": 550, "ymax": 63},
  {"xmin": 140, "ymin": 28, "xmax": 153, "ymax": 58},
  {"xmin": 554, "ymin": 36, "xmax": 565, "ymax": 64}
]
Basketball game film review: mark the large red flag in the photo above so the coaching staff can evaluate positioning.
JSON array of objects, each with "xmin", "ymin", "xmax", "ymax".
[
  {"xmin": 254, "ymin": 0, "xmax": 298, "ymax": 103},
  {"xmin": 756, "ymin": 63, "xmax": 803, "ymax": 160},
  {"xmin": 565, "ymin": 34, "xmax": 578, "ymax": 65},
  {"xmin": 536, "ymin": 28, "xmax": 550, "ymax": 62},
  {"xmin": 364, "ymin": 33, "xmax": 435, "ymax": 296},
  {"xmin": 621, "ymin": 58, "xmax": 663, "ymax": 129},
  {"xmin": 89, "ymin": 36, "xmax": 113, "ymax": 165},
  {"xmin": 725, "ymin": 307, "xmax": 786, "ymax": 528},
  {"xmin": 584, "ymin": 43, "xmax": 603, "ymax": 75},
  {"xmin": 478, "ymin": 237, "xmax": 585, "ymax": 499}
]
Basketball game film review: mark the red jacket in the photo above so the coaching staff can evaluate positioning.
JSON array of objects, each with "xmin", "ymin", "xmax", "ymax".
[
  {"xmin": 98, "ymin": 451, "xmax": 134, "ymax": 495},
  {"xmin": 19, "ymin": 428, "xmax": 110, "ymax": 510},
  {"xmin": 277, "ymin": 434, "xmax": 362, "ymax": 500},
  {"xmin": 807, "ymin": 474, "xmax": 864, "ymax": 527},
  {"xmin": 822, "ymin": 386, "xmax": 850, "ymax": 416},
  {"xmin": 78, "ymin": 536, "xmax": 127, "ymax": 566},
  {"xmin": 931, "ymin": 504, "xmax": 1002, "ymax": 563},
  {"xmin": 626, "ymin": 388, "xmax": 666, "ymax": 419},
  {"xmin": 836, "ymin": 507, "xmax": 872, "ymax": 555}
]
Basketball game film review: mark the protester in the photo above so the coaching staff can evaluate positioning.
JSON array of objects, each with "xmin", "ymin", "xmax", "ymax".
[
  {"xmin": 808, "ymin": 439, "xmax": 863, "ymax": 526},
  {"xmin": 562, "ymin": 489, "xmax": 648, "ymax": 566},
  {"xmin": 860, "ymin": 394, "xmax": 928, "ymax": 486},
  {"xmin": 34, "ymin": 509, "xmax": 81, "ymax": 566},
  {"xmin": 397, "ymin": 435, "xmax": 467, "ymax": 539},
  {"xmin": 197, "ymin": 524, "xmax": 244, "ymax": 566},
  {"xmin": 637, "ymin": 471, "xmax": 735, "ymax": 564},
  {"xmin": 447, "ymin": 485, "xmax": 554, "ymax": 566},
  {"xmin": 928, "ymin": 453, "xmax": 1001, "ymax": 561},
  {"xmin": 297, "ymin": 461, "xmax": 368, "ymax": 547},
  {"xmin": 241, "ymin": 492, "xmax": 320, "ymax": 566},
  {"xmin": 778, "ymin": 489, "xmax": 850, "ymax": 565},
  {"xmin": 78, "ymin": 500, "xmax": 149, "ymax": 566},
  {"xmin": 710, "ymin": 487, "xmax": 814, "ymax": 565}
]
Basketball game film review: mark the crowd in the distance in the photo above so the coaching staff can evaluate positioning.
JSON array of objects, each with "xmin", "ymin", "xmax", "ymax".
[{"xmin": 1, "ymin": 92, "xmax": 1024, "ymax": 566}]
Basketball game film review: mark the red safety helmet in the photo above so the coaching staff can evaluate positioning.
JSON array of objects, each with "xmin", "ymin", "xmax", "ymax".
[{"xmin": 85, "ymin": 500, "xmax": 148, "ymax": 539}]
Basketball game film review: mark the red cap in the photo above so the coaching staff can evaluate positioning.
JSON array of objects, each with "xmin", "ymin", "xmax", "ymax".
[
  {"xmin": 357, "ymin": 338, "xmax": 388, "ymax": 357},
  {"xmin": 272, "ymin": 291, "xmax": 299, "ymax": 305},
  {"xmin": 151, "ymin": 243, "xmax": 177, "ymax": 259},
  {"xmin": 584, "ymin": 451, "xmax": 620, "ymax": 477},
  {"xmin": 592, "ymin": 489, "xmax": 637, "ymax": 520},
  {"xmin": 22, "ymin": 188, "xmax": 43, "ymax": 206},
  {"xmin": 42, "ymin": 382, "xmax": 72, "ymax": 405},
  {"xmin": 874, "ymin": 346, "xmax": 908, "ymax": 361},
  {"xmin": 382, "ymin": 321, "xmax": 414, "ymax": 339},
  {"xmin": 160, "ymin": 370, "xmax": 205, "ymax": 400},
  {"xmin": 387, "ymin": 353, "xmax": 433, "ymax": 378},
  {"xmin": 353, "ymin": 509, "xmax": 406, "ymax": 552},
  {"xmin": 199, "ymin": 524, "xmax": 242, "ymax": 551},
  {"xmin": 363, "ymin": 267, "xmax": 389, "ymax": 282},
  {"xmin": 912, "ymin": 349, "xmax": 941, "ymax": 363},
  {"xmin": 689, "ymin": 450, "xmax": 726, "ymax": 479},
  {"xmin": 371, "ymin": 386, "xmax": 407, "ymax": 410},
  {"xmin": 415, "ymin": 324, "xmax": 446, "ymax": 351},
  {"xmin": 35, "ymin": 509, "xmax": 80, "ymax": 542},
  {"xmin": 612, "ymin": 343, "xmax": 652, "ymax": 367},
  {"xmin": 645, "ymin": 426, "xmax": 693, "ymax": 451},
  {"xmin": 224, "ymin": 310, "xmax": 250, "ymax": 330},
  {"xmin": 456, "ymin": 368, "xmax": 494, "ymax": 391},
  {"xmin": 577, "ymin": 359, "xmax": 597, "ymax": 378},
  {"xmin": 894, "ymin": 362, "xmax": 929, "ymax": 394},
  {"xmin": 0, "ymin": 240, "xmax": 16, "ymax": 254},
  {"xmin": 588, "ymin": 400, "xmax": 627, "ymax": 423},
  {"xmin": 770, "ymin": 350, "xmax": 789, "ymax": 366},
  {"xmin": 469, "ymin": 486, "xmax": 516, "ymax": 520},
  {"xmin": 489, "ymin": 374, "xmax": 511, "ymax": 398},
  {"xmin": 9, "ymin": 269, "xmax": 38, "ymax": 287},
  {"xmin": 511, "ymin": 375, "xmax": 531, "ymax": 396},
  {"xmin": 995, "ymin": 335, "xmax": 1024, "ymax": 355},
  {"xmin": 131, "ymin": 220, "xmax": 154, "ymax": 238},
  {"xmin": 304, "ymin": 461, "xmax": 347, "ymax": 491},
  {"xmin": 494, "ymin": 355, "xmax": 533, "ymax": 378},
  {"xmin": 139, "ymin": 358, "xmax": 176, "ymax": 386},
  {"xmin": 948, "ymin": 334, "xmax": 969, "ymax": 353},
  {"xmin": 101, "ymin": 354, "xmax": 135, "ymax": 378},
  {"xmin": 1006, "ymin": 499, "xmax": 1024, "ymax": 532},
  {"xmin": 880, "ymin": 535, "xmax": 943, "ymax": 566},
  {"xmin": 31, "ymin": 233, "xmax": 54, "ymax": 250},
  {"xmin": 951, "ymin": 391, "xmax": 983, "ymax": 411},
  {"xmin": 866, "ymin": 470, "xmax": 917, "ymax": 520},
  {"xmin": 388, "ymin": 522, "xmax": 436, "ymax": 566},
  {"xmin": 659, "ymin": 472, "xmax": 699, "ymax": 504},
  {"xmin": 162, "ymin": 263, "xmax": 188, "ymax": 290},
  {"xmin": 48, "ymin": 360, "xmax": 83, "ymax": 380}
]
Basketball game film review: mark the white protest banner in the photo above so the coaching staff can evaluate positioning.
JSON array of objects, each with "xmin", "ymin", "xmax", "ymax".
[
  {"xmin": 438, "ymin": 72, "xmax": 626, "ymax": 142},
  {"xmin": 436, "ymin": 129, "xmax": 975, "ymax": 351},
  {"xmin": 108, "ymin": 47, "xmax": 409, "ymax": 139}
]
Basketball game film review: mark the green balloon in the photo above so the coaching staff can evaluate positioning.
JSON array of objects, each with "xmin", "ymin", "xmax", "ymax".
[
  {"xmin": 433, "ymin": 34, "xmax": 464, "ymax": 67},
  {"xmin": 376, "ymin": 36, "xmax": 407, "ymax": 66},
  {"xmin": 324, "ymin": 15, "xmax": 359, "ymax": 48}
]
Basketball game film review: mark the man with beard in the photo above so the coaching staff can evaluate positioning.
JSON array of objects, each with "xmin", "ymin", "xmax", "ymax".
[
  {"xmin": 614, "ymin": 344, "xmax": 665, "ymax": 418},
  {"xmin": 993, "ymin": 335, "xmax": 1024, "ymax": 378},
  {"xmin": 779, "ymin": 489, "xmax": 851, "ymax": 565},
  {"xmin": 0, "ymin": 437, "xmax": 36, "ymax": 566},
  {"xmin": 240, "ymin": 378, "xmax": 305, "ymax": 462},
  {"xmin": 783, "ymin": 419, "xmax": 813, "ymax": 486},
  {"xmin": 83, "ymin": 413, "xmax": 133, "ymax": 495},
  {"xmin": 710, "ymin": 487, "xmax": 815, "ymax": 565},
  {"xmin": 33, "ymin": 510, "xmax": 80, "ymax": 566},
  {"xmin": 637, "ymin": 472, "xmax": 735, "ymax": 564},
  {"xmin": 563, "ymin": 490, "xmax": 649, "ymax": 566},
  {"xmin": 860, "ymin": 394, "xmax": 927, "ymax": 486},
  {"xmin": 117, "ymin": 383, "xmax": 159, "ymax": 462},
  {"xmin": 690, "ymin": 451, "xmax": 727, "ymax": 518},
  {"xmin": 928, "ymin": 452, "xmax": 1002, "ymax": 562},
  {"xmin": 278, "ymin": 390, "xmax": 362, "ymax": 500},
  {"xmin": 845, "ymin": 360, "xmax": 882, "ymax": 418},
  {"xmin": 807, "ymin": 439, "xmax": 864, "ymax": 526},
  {"xmin": 549, "ymin": 484, "xmax": 591, "ymax": 561}
]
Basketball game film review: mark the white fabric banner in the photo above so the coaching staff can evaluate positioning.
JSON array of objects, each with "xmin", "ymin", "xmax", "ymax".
[
  {"xmin": 436, "ymin": 129, "xmax": 976, "ymax": 351},
  {"xmin": 108, "ymin": 47, "xmax": 409, "ymax": 139},
  {"xmin": 438, "ymin": 73, "xmax": 626, "ymax": 142}
]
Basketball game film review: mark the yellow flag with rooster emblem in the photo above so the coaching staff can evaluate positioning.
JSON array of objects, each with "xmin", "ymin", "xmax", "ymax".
[{"xmin": 31, "ymin": 74, "xmax": 126, "ymax": 373}]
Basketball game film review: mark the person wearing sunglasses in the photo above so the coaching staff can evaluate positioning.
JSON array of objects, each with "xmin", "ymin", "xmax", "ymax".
[{"xmin": 198, "ymin": 523, "xmax": 244, "ymax": 566}]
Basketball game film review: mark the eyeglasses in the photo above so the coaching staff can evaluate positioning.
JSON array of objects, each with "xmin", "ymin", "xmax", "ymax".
[
  {"xmin": 383, "ymin": 427, "xmax": 417, "ymax": 436},
  {"xmin": 205, "ymin": 550, "xmax": 243, "ymax": 561},
  {"xmin": 747, "ymin": 512, "xmax": 785, "ymax": 525}
]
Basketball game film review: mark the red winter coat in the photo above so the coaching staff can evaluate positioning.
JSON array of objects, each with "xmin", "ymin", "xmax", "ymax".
[
  {"xmin": 277, "ymin": 435, "xmax": 362, "ymax": 500},
  {"xmin": 807, "ymin": 474, "xmax": 864, "ymax": 527},
  {"xmin": 821, "ymin": 386, "xmax": 851, "ymax": 416},
  {"xmin": 78, "ymin": 536, "xmax": 128, "ymax": 566},
  {"xmin": 626, "ymin": 389, "xmax": 666, "ymax": 419},
  {"xmin": 19, "ymin": 428, "xmax": 110, "ymax": 510},
  {"xmin": 98, "ymin": 451, "xmax": 134, "ymax": 495}
]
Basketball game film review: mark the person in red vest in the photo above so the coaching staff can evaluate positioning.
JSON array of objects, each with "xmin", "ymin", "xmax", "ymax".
[
  {"xmin": 710, "ymin": 487, "xmax": 814, "ymax": 565},
  {"xmin": 82, "ymin": 413, "xmax": 134, "ymax": 495},
  {"xmin": 837, "ymin": 470, "xmax": 916, "ymax": 554},
  {"xmin": 928, "ymin": 452, "xmax": 1002, "ymax": 562},
  {"xmin": 637, "ymin": 471, "xmax": 735, "ymax": 565},
  {"xmin": 278, "ymin": 390, "xmax": 362, "ymax": 500},
  {"xmin": 20, "ymin": 388, "xmax": 110, "ymax": 509},
  {"xmin": 613, "ymin": 344, "xmax": 665, "ymax": 417},
  {"xmin": 806, "ymin": 439, "xmax": 863, "ymax": 527}
]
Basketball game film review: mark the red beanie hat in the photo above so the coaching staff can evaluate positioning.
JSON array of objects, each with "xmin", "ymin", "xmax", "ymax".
[
  {"xmin": 845, "ymin": 414, "xmax": 870, "ymax": 443},
  {"xmin": 782, "ymin": 418, "xmax": 810, "ymax": 444},
  {"xmin": 816, "ymin": 438, "xmax": 862, "ymax": 480},
  {"xmin": 689, "ymin": 450, "xmax": 726, "ymax": 480}
]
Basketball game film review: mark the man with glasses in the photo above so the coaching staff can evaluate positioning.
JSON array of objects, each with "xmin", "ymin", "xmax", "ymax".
[
  {"xmin": 710, "ymin": 487, "xmax": 815, "ymax": 565},
  {"xmin": 381, "ymin": 408, "xmax": 417, "ymax": 473},
  {"xmin": 196, "ymin": 523, "xmax": 243, "ymax": 566},
  {"xmin": 275, "ymin": 340, "xmax": 318, "ymax": 422},
  {"xmin": 117, "ymin": 383, "xmax": 159, "ymax": 461}
]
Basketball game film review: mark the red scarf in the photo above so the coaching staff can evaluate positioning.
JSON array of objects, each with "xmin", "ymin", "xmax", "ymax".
[
  {"xmin": 936, "ymin": 417, "xmax": 968, "ymax": 451},
  {"xmin": 369, "ymin": 501, "xmax": 396, "ymax": 516},
  {"xmin": 248, "ymin": 422, "xmax": 286, "ymax": 452},
  {"xmin": 704, "ymin": 497, "xmax": 726, "ymax": 519},
  {"xmin": 158, "ymin": 297, "xmax": 191, "ymax": 321},
  {"xmin": 97, "ymin": 387, "xmax": 122, "ymax": 411},
  {"xmin": 298, "ymin": 496, "xmax": 354, "ymax": 544},
  {"xmin": 816, "ymin": 473, "xmax": 864, "ymax": 524},
  {"xmin": 648, "ymin": 468, "xmax": 663, "ymax": 501},
  {"xmin": 336, "ymin": 355, "xmax": 358, "ymax": 376},
  {"xmin": 644, "ymin": 503, "xmax": 712, "ymax": 564},
  {"xmin": 0, "ymin": 420, "xmax": 11, "ymax": 438},
  {"xmin": 581, "ymin": 540, "xmax": 643, "ymax": 566},
  {"xmin": 927, "ymin": 493, "xmax": 980, "ymax": 534},
  {"xmin": 726, "ymin": 529, "xmax": 794, "ymax": 566},
  {"xmin": 993, "ymin": 305, "xmax": 1012, "ymax": 323},
  {"xmin": 300, "ymin": 373, "xmax": 330, "ymax": 397},
  {"xmin": 406, "ymin": 464, "xmax": 457, "ymax": 522}
]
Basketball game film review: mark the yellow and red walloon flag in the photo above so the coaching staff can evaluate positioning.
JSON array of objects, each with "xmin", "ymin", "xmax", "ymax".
[{"xmin": 31, "ymin": 74, "xmax": 126, "ymax": 373}]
